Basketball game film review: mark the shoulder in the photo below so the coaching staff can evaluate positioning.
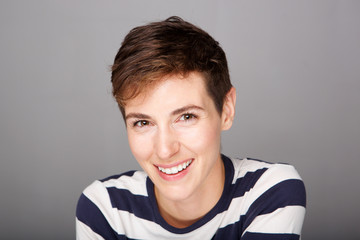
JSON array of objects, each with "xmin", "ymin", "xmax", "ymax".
[
  {"xmin": 229, "ymin": 157, "xmax": 306, "ymax": 207},
  {"xmin": 76, "ymin": 170, "xmax": 148, "ymax": 222},
  {"xmin": 76, "ymin": 170, "xmax": 149, "ymax": 238},
  {"xmin": 230, "ymin": 158, "xmax": 306, "ymax": 237},
  {"xmin": 230, "ymin": 157, "xmax": 303, "ymax": 185},
  {"xmin": 84, "ymin": 170, "xmax": 148, "ymax": 196},
  {"xmin": 226, "ymin": 157, "xmax": 306, "ymax": 237}
]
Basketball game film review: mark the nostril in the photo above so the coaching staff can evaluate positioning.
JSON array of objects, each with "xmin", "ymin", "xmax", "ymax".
[{"xmin": 156, "ymin": 140, "xmax": 180, "ymax": 159}]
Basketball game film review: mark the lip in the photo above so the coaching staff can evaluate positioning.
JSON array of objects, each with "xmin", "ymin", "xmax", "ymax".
[
  {"xmin": 155, "ymin": 158, "xmax": 194, "ymax": 181},
  {"xmin": 155, "ymin": 159, "xmax": 192, "ymax": 169}
]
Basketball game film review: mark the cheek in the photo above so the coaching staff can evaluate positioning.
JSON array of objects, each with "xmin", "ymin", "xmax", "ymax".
[
  {"xmin": 180, "ymin": 122, "xmax": 221, "ymax": 154},
  {"xmin": 127, "ymin": 133, "xmax": 153, "ymax": 164}
]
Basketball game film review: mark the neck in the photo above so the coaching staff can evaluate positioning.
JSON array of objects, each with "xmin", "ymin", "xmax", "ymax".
[{"xmin": 155, "ymin": 157, "xmax": 225, "ymax": 228}]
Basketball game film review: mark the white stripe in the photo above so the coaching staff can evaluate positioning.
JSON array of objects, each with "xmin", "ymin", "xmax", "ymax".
[
  {"xmin": 218, "ymin": 196, "xmax": 246, "ymax": 228},
  {"xmin": 102, "ymin": 171, "xmax": 148, "ymax": 196},
  {"xmin": 83, "ymin": 180, "xmax": 124, "ymax": 235},
  {"xmin": 244, "ymin": 205, "xmax": 306, "ymax": 235},
  {"xmin": 231, "ymin": 158, "xmax": 272, "ymax": 184},
  {"xmin": 76, "ymin": 218, "xmax": 105, "ymax": 240}
]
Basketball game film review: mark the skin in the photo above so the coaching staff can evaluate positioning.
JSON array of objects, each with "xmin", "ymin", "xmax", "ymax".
[{"xmin": 124, "ymin": 72, "xmax": 236, "ymax": 228}]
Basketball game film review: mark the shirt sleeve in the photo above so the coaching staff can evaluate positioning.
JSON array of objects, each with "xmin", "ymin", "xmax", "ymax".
[
  {"xmin": 76, "ymin": 216, "xmax": 105, "ymax": 240},
  {"xmin": 75, "ymin": 182, "xmax": 119, "ymax": 240},
  {"xmin": 241, "ymin": 164, "xmax": 306, "ymax": 240}
]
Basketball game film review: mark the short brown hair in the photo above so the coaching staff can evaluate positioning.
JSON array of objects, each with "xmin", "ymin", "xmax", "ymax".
[{"xmin": 111, "ymin": 16, "xmax": 232, "ymax": 117}]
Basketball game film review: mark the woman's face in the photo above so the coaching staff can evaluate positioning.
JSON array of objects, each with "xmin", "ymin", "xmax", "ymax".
[{"xmin": 124, "ymin": 72, "xmax": 235, "ymax": 204}]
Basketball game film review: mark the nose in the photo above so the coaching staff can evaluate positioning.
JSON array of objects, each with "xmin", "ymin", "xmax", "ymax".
[{"xmin": 154, "ymin": 125, "xmax": 180, "ymax": 160}]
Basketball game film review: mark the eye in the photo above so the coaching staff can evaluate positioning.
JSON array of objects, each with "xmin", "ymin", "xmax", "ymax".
[
  {"xmin": 133, "ymin": 120, "xmax": 150, "ymax": 127},
  {"xmin": 179, "ymin": 113, "xmax": 197, "ymax": 121}
]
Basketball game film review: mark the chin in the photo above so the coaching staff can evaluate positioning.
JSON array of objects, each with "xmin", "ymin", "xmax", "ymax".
[{"xmin": 155, "ymin": 183, "xmax": 195, "ymax": 202}]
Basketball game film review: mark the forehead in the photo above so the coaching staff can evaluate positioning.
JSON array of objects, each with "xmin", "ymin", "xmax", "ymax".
[{"xmin": 124, "ymin": 72, "xmax": 213, "ymax": 114}]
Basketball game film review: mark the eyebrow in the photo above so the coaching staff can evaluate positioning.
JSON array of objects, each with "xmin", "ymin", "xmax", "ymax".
[
  {"xmin": 171, "ymin": 105, "xmax": 205, "ymax": 116},
  {"xmin": 125, "ymin": 105, "xmax": 205, "ymax": 121},
  {"xmin": 125, "ymin": 113, "xmax": 151, "ymax": 121}
]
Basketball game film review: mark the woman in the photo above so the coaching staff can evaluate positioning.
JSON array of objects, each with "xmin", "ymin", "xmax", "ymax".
[{"xmin": 76, "ymin": 16, "xmax": 306, "ymax": 239}]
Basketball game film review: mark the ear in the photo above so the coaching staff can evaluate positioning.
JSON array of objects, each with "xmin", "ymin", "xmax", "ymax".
[{"xmin": 221, "ymin": 87, "xmax": 236, "ymax": 131}]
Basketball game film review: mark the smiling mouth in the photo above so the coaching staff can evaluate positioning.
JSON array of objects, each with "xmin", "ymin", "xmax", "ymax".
[{"xmin": 157, "ymin": 159, "xmax": 193, "ymax": 175}]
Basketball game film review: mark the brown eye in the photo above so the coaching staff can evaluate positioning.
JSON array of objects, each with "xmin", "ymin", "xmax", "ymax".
[
  {"xmin": 180, "ymin": 113, "xmax": 196, "ymax": 121},
  {"xmin": 134, "ymin": 120, "xmax": 149, "ymax": 127}
]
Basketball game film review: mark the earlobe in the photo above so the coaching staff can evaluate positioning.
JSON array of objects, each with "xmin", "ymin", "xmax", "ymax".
[{"xmin": 221, "ymin": 87, "xmax": 236, "ymax": 131}]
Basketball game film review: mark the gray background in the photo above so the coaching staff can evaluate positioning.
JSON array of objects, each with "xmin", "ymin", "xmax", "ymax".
[{"xmin": 1, "ymin": 0, "xmax": 359, "ymax": 239}]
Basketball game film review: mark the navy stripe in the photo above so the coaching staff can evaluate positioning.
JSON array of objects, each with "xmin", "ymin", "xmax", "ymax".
[
  {"xmin": 209, "ymin": 167, "xmax": 268, "ymax": 217},
  {"xmin": 211, "ymin": 157, "xmax": 268, "ymax": 215},
  {"xmin": 243, "ymin": 179, "xmax": 306, "ymax": 231},
  {"xmin": 211, "ymin": 222, "xmax": 241, "ymax": 239},
  {"xmin": 76, "ymin": 194, "xmax": 118, "ymax": 240},
  {"xmin": 100, "ymin": 170, "xmax": 136, "ymax": 182},
  {"xmin": 117, "ymin": 235, "xmax": 137, "ymax": 240},
  {"xmin": 246, "ymin": 158, "xmax": 275, "ymax": 164},
  {"xmin": 77, "ymin": 194, "xmax": 140, "ymax": 240},
  {"xmin": 246, "ymin": 157, "xmax": 292, "ymax": 166},
  {"xmin": 242, "ymin": 232, "xmax": 300, "ymax": 240},
  {"xmin": 106, "ymin": 187, "xmax": 156, "ymax": 222},
  {"xmin": 232, "ymin": 168, "xmax": 268, "ymax": 198}
]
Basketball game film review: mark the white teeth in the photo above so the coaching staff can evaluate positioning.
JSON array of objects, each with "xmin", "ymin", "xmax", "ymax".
[
  {"xmin": 158, "ymin": 159, "xmax": 192, "ymax": 175},
  {"xmin": 171, "ymin": 166, "xmax": 178, "ymax": 174}
]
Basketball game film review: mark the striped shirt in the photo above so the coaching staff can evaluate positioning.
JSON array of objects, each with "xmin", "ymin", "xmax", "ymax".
[{"xmin": 76, "ymin": 155, "xmax": 306, "ymax": 239}]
